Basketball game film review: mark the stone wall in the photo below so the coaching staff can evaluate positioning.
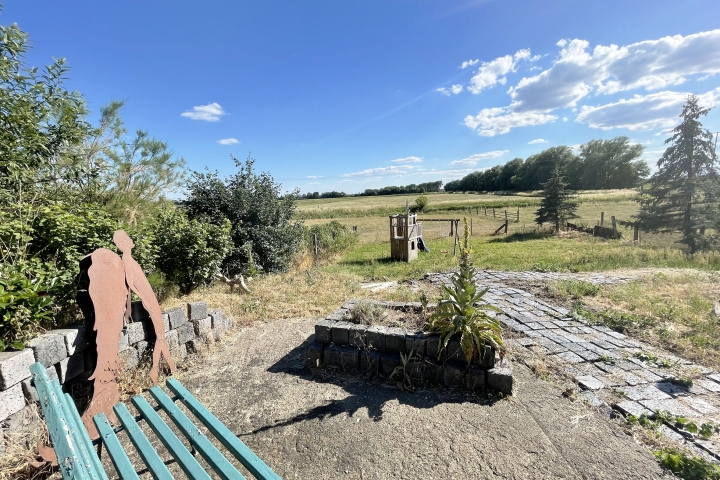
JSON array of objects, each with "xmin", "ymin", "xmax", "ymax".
[
  {"xmin": 0, "ymin": 300, "xmax": 232, "ymax": 423},
  {"xmin": 305, "ymin": 300, "xmax": 513, "ymax": 394}
]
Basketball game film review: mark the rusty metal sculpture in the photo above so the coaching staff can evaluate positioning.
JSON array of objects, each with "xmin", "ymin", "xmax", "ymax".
[{"xmin": 78, "ymin": 230, "xmax": 176, "ymax": 438}]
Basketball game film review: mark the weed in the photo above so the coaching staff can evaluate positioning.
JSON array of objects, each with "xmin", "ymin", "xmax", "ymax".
[
  {"xmin": 533, "ymin": 261, "xmax": 564, "ymax": 273},
  {"xmin": 548, "ymin": 279, "xmax": 601, "ymax": 299},
  {"xmin": 653, "ymin": 448, "xmax": 720, "ymax": 479},
  {"xmin": 349, "ymin": 300, "xmax": 388, "ymax": 325},
  {"xmin": 598, "ymin": 354, "xmax": 617, "ymax": 364},
  {"xmin": 390, "ymin": 348, "xmax": 416, "ymax": 392},
  {"xmin": 633, "ymin": 351, "xmax": 677, "ymax": 369},
  {"xmin": 573, "ymin": 304, "xmax": 655, "ymax": 334}
]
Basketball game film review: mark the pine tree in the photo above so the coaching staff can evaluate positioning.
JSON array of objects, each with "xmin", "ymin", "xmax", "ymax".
[
  {"xmin": 636, "ymin": 95, "xmax": 720, "ymax": 253},
  {"xmin": 535, "ymin": 163, "xmax": 578, "ymax": 232}
]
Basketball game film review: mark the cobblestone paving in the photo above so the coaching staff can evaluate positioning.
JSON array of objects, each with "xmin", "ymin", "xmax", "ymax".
[{"xmin": 428, "ymin": 271, "xmax": 720, "ymax": 462}]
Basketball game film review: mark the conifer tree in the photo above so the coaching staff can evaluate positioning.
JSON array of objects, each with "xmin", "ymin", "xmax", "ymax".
[
  {"xmin": 636, "ymin": 95, "xmax": 720, "ymax": 253},
  {"xmin": 535, "ymin": 163, "xmax": 578, "ymax": 232}
]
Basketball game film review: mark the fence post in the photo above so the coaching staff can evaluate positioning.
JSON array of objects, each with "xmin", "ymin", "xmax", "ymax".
[
  {"xmin": 517, "ymin": 206, "xmax": 520, "ymax": 222},
  {"xmin": 633, "ymin": 224, "xmax": 640, "ymax": 242},
  {"xmin": 611, "ymin": 216, "xmax": 617, "ymax": 238},
  {"xmin": 484, "ymin": 206, "xmax": 487, "ymax": 216},
  {"xmin": 504, "ymin": 219, "xmax": 508, "ymax": 234},
  {"xmin": 449, "ymin": 220, "xmax": 454, "ymax": 237},
  {"xmin": 313, "ymin": 233, "xmax": 318, "ymax": 256},
  {"xmin": 505, "ymin": 210, "xmax": 508, "ymax": 221},
  {"xmin": 600, "ymin": 212, "xmax": 605, "ymax": 226},
  {"xmin": 493, "ymin": 208, "xmax": 496, "ymax": 218},
  {"xmin": 470, "ymin": 218, "xmax": 473, "ymax": 236}
]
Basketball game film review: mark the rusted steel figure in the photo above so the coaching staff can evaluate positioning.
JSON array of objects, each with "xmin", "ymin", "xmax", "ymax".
[{"xmin": 79, "ymin": 230, "xmax": 175, "ymax": 438}]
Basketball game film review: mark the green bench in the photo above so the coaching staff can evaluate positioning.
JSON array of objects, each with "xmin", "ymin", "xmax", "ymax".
[{"xmin": 30, "ymin": 362, "xmax": 282, "ymax": 479}]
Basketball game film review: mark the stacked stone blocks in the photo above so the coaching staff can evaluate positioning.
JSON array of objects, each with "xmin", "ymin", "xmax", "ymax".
[
  {"xmin": 0, "ymin": 300, "xmax": 234, "ymax": 422},
  {"xmin": 306, "ymin": 300, "xmax": 513, "ymax": 394}
]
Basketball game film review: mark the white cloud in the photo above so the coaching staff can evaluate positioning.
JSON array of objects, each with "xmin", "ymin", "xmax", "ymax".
[
  {"xmin": 576, "ymin": 87, "xmax": 720, "ymax": 131},
  {"xmin": 528, "ymin": 138, "xmax": 548, "ymax": 144},
  {"xmin": 460, "ymin": 59, "xmax": 479, "ymax": 69},
  {"xmin": 450, "ymin": 150, "xmax": 509, "ymax": 166},
  {"xmin": 391, "ymin": 156, "xmax": 423, "ymax": 164},
  {"xmin": 306, "ymin": 175, "xmax": 322, "ymax": 179},
  {"xmin": 468, "ymin": 49, "xmax": 533, "ymax": 94},
  {"xmin": 509, "ymin": 30, "xmax": 720, "ymax": 112},
  {"xmin": 342, "ymin": 165, "xmax": 415, "ymax": 177},
  {"xmin": 464, "ymin": 106, "xmax": 557, "ymax": 136},
  {"xmin": 436, "ymin": 85, "xmax": 463, "ymax": 96},
  {"xmin": 181, "ymin": 102, "xmax": 226, "ymax": 121},
  {"xmin": 217, "ymin": 138, "xmax": 238, "ymax": 145}
]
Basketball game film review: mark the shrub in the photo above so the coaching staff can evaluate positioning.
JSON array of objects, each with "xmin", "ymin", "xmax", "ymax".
[
  {"xmin": 184, "ymin": 155, "xmax": 304, "ymax": 275},
  {"xmin": 547, "ymin": 279, "xmax": 600, "ymax": 299},
  {"xmin": 415, "ymin": 194, "xmax": 429, "ymax": 212},
  {"xmin": 349, "ymin": 300, "xmax": 387, "ymax": 325},
  {"xmin": 152, "ymin": 204, "xmax": 232, "ymax": 295},
  {"xmin": 305, "ymin": 221, "xmax": 358, "ymax": 258},
  {"xmin": 425, "ymin": 218, "xmax": 505, "ymax": 363}
]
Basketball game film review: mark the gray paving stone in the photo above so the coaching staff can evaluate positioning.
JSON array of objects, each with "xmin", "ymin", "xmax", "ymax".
[
  {"xmin": 487, "ymin": 363, "xmax": 513, "ymax": 394},
  {"xmin": 516, "ymin": 337, "xmax": 536, "ymax": 347},
  {"xmin": 575, "ymin": 350, "xmax": 602, "ymax": 362},
  {"xmin": 639, "ymin": 398, "xmax": 690, "ymax": 417},
  {"xmin": 118, "ymin": 329, "xmax": 130, "ymax": 351},
  {"xmin": 166, "ymin": 307, "xmax": 186, "ymax": 329},
  {"xmin": 176, "ymin": 323, "xmax": 195, "ymax": 345},
  {"xmin": 52, "ymin": 325, "xmax": 88, "ymax": 356},
  {"xmin": 634, "ymin": 369, "xmax": 664, "ymax": 383},
  {"xmin": 127, "ymin": 320, "xmax": 150, "ymax": 344},
  {"xmin": 615, "ymin": 360, "xmax": 642, "ymax": 371},
  {"xmin": 621, "ymin": 372, "xmax": 646, "ymax": 386},
  {"xmin": 577, "ymin": 375, "xmax": 604, "ymax": 390},
  {"xmin": 707, "ymin": 373, "xmax": 720, "ymax": 384},
  {"xmin": 331, "ymin": 321, "xmax": 352, "ymax": 346},
  {"xmin": 166, "ymin": 329, "xmax": 179, "ymax": 350},
  {"xmin": 314, "ymin": 319, "xmax": 336, "ymax": 344},
  {"xmin": 0, "ymin": 349, "xmax": 34, "ymax": 390},
  {"xmin": 617, "ymin": 385, "xmax": 672, "ymax": 401},
  {"xmin": 56, "ymin": 353, "xmax": 85, "ymax": 383},
  {"xmin": 556, "ymin": 351, "xmax": 585, "ymax": 364},
  {"xmin": 595, "ymin": 362, "xmax": 621, "ymax": 374},
  {"xmin": 680, "ymin": 396, "xmax": 718, "ymax": 415},
  {"xmin": 697, "ymin": 379, "xmax": 720, "ymax": 393},
  {"xmin": 655, "ymin": 381, "xmax": 690, "ymax": 397},
  {"xmin": 187, "ymin": 301, "xmax": 207, "ymax": 321},
  {"xmin": 579, "ymin": 390, "xmax": 605, "ymax": 407},
  {"xmin": 596, "ymin": 374, "xmax": 625, "ymax": 387},
  {"xmin": 192, "ymin": 317, "xmax": 213, "ymax": 343},
  {"xmin": 537, "ymin": 338, "xmax": 567, "ymax": 354},
  {"xmin": 615, "ymin": 400, "xmax": 653, "ymax": 418},
  {"xmin": 366, "ymin": 326, "xmax": 388, "ymax": 352},
  {"xmin": 162, "ymin": 313, "xmax": 170, "ymax": 333}
]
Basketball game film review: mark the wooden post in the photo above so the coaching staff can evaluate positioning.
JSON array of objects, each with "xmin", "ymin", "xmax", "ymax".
[
  {"xmin": 470, "ymin": 218, "xmax": 473, "ymax": 236},
  {"xmin": 484, "ymin": 206, "xmax": 487, "ymax": 216},
  {"xmin": 517, "ymin": 206, "xmax": 520, "ymax": 222},
  {"xmin": 600, "ymin": 212, "xmax": 605, "ymax": 226},
  {"xmin": 449, "ymin": 220, "xmax": 454, "ymax": 237},
  {"xmin": 453, "ymin": 221, "xmax": 458, "ymax": 256},
  {"xmin": 633, "ymin": 224, "xmax": 640, "ymax": 242},
  {"xmin": 523, "ymin": 224, "xmax": 525, "ymax": 234},
  {"xmin": 476, "ymin": 207, "xmax": 479, "ymax": 215},
  {"xmin": 505, "ymin": 210, "xmax": 508, "ymax": 221},
  {"xmin": 313, "ymin": 233, "xmax": 318, "ymax": 256},
  {"xmin": 493, "ymin": 208, "xmax": 496, "ymax": 218},
  {"xmin": 611, "ymin": 216, "xmax": 617, "ymax": 238},
  {"xmin": 504, "ymin": 219, "xmax": 508, "ymax": 234}
]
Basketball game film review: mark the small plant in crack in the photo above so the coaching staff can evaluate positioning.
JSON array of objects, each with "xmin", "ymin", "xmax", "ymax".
[{"xmin": 390, "ymin": 348, "xmax": 416, "ymax": 392}]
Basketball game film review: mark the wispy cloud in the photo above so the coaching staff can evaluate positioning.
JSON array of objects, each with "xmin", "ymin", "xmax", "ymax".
[
  {"xmin": 181, "ymin": 102, "xmax": 226, "ymax": 121},
  {"xmin": 464, "ymin": 107, "xmax": 557, "ymax": 136},
  {"xmin": 467, "ymin": 49, "xmax": 532, "ymax": 94},
  {"xmin": 436, "ymin": 84, "xmax": 464, "ymax": 96},
  {"xmin": 391, "ymin": 156, "xmax": 423, "ymax": 164},
  {"xmin": 217, "ymin": 137, "xmax": 238, "ymax": 145},
  {"xmin": 460, "ymin": 59, "xmax": 479, "ymax": 69},
  {"xmin": 528, "ymin": 138, "xmax": 548, "ymax": 144},
  {"xmin": 306, "ymin": 175, "xmax": 322, "ymax": 179},
  {"xmin": 342, "ymin": 165, "xmax": 415, "ymax": 177},
  {"xmin": 450, "ymin": 150, "xmax": 509, "ymax": 166}
]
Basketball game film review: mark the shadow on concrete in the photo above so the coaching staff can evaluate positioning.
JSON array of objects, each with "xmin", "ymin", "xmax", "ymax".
[{"xmin": 251, "ymin": 334, "xmax": 501, "ymax": 436}]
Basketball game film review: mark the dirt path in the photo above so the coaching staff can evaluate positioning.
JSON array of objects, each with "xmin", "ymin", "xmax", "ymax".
[{"xmin": 178, "ymin": 317, "xmax": 671, "ymax": 479}]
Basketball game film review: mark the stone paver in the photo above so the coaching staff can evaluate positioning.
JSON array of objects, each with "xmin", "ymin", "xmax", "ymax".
[{"xmin": 428, "ymin": 270, "xmax": 720, "ymax": 460}]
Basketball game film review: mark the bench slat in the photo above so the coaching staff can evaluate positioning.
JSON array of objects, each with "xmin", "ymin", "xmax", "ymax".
[
  {"xmin": 166, "ymin": 378, "xmax": 281, "ymax": 480},
  {"xmin": 29, "ymin": 362, "xmax": 103, "ymax": 480},
  {"xmin": 61, "ymin": 393, "xmax": 108, "ymax": 480},
  {"xmin": 150, "ymin": 386, "xmax": 247, "ymax": 480},
  {"xmin": 93, "ymin": 413, "xmax": 141, "ymax": 480},
  {"xmin": 114, "ymin": 403, "xmax": 174, "ymax": 480},
  {"xmin": 131, "ymin": 395, "xmax": 212, "ymax": 480}
]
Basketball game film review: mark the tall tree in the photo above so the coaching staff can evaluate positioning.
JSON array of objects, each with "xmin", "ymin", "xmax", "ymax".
[
  {"xmin": 577, "ymin": 137, "xmax": 649, "ymax": 190},
  {"xmin": 636, "ymin": 95, "xmax": 719, "ymax": 253},
  {"xmin": 535, "ymin": 163, "xmax": 578, "ymax": 232}
]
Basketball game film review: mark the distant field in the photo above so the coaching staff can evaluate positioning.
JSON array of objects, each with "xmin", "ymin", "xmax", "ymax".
[{"xmin": 295, "ymin": 189, "xmax": 637, "ymax": 219}]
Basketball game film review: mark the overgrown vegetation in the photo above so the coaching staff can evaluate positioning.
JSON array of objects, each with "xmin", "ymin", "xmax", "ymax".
[
  {"xmin": 424, "ymin": 219, "xmax": 504, "ymax": 363},
  {"xmin": 305, "ymin": 221, "xmax": 358, "ymax": 261},
  {"xmin": 547, "ymin": 279, "xmax": 600, "ymax": 299}
]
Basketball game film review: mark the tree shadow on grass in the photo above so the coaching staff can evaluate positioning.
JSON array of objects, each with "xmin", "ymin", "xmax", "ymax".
[
  {"xmin": 486, "ymin": 232, "xmax": 552, "ymax": 243},
  {"xmin": 249, "ymin": 335, "xmax": 502, "ymax": 436},
  {"xmin": 337, "ymin": 257, "xmax": 395, "ymax": 267}
]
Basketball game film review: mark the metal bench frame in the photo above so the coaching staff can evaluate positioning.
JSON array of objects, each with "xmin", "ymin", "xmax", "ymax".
[{"xmin": 30, "ymin": 362, "xmax": 281, "ymax": 479}]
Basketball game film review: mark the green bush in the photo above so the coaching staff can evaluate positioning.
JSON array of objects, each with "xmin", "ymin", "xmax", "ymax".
[
  {"xmin": 152, "ymin": 204, "xmax": 232, "ymax": 295},
  {"xmin": 306, "ymin": 221, "xmax": 358, "ymax": 258}
]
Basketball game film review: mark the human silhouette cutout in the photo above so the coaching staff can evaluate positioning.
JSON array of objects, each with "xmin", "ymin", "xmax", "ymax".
[{"xmin": 79, "ymin": 230, "xmax": 175, "ymax": 438}]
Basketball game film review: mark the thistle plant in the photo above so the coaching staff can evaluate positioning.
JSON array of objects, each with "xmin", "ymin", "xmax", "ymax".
[{"xmin": 425, "ymin": 218, "xmax": 505, "ymax": 363}]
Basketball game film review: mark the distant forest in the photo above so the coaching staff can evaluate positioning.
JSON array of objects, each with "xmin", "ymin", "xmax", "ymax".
[
  {"xmin": 300, "ymin": 136, "xmax": 649, "ymax": 199},
  {"xmin": 445, "ymin": 136, "xmax": 649, "ymax": 193},
  {"xmin": 300, "ymin": 181, "xmax": 442, "ymax": 199}
]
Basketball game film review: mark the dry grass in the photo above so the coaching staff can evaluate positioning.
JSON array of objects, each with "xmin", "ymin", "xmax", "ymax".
[{"xmin": 0, "ymin": 405, "xmax": 53, "ymax": 480}]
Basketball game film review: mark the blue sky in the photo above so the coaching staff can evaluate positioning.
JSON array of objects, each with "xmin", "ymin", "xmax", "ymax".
[{"xmin": 5, "ymin": 1, "xmax": 720, "ymax": 194}]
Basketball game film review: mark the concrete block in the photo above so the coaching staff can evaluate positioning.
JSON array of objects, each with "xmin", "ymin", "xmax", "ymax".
[
  {"xmin": 614, "ymin": 400, "xmax": 652, "ymax": 418},
  {"xmin": 56, "ymin": 353, "xmax": 85, "ymax": 383},
  {"xmin": 474, "ymin": 345, "xmax": 495, "ymax": 368},
  {"xmin": 360, "ymin": 350, "xmax": 381, "ymax": 377},
  {"xmin": 425, "ymin": 335, "xmax": 444, "ymax": 362},
  {"xmin": 0, "ymin": 349, "xmax": 34, "ymax": 390},
  {"xmin": 187, "ymin": 301, "xmax": 207, "ymax": 321},
  {"xmin": 443, "ymin": 362, "xmax": 465, "ymax": 387},
  {"xmin": 127, "ymin": 320, "xmax": 150, "ymax": 344},
  {"xmin": 422, "ymin": 360, "xmax": 442, "ymax": 383},
  {"xmin": 347, "ymin": 324, "xmax": 367, "ymax": 348},
  {"xmin": 487, "ymin": 364, "xmax": 513, "ymax": 394},
  {"xmin": 323, "ymin": 345, "xmax": 342, "ymax": 368},
  {"xmin": 212, "ymin": 323, "xmax": 226, "ymax": 342},
  {"xmin": 380, "ymin": 353, "xmax": 401, "ymax": 378},
  {"xmin": 176, "ymin": 323, "xmax": 195, "ymax": 345},
  {"xmin": 366, "ymin": 326, "xmax": 388, "ymax": 352},
  {"xmin": 192, "ymin": 317, "xmax": 213, "ymax": 343},
  {"xmin": 208, "ymin": 309, "xmax": 221, "ymax": 328},
  {"xmin": 166, "ymin": 307, "xmax": 186, "ymax": 329},
  {"xmin": 120, "ymin": 348, "xmax": 139, "ymax": 369},
  {"xmin": 166, "ymin": 329, "xmax": 179, "ymax": 350},
  {"xmin": 314, "ymin": 319, "xmax": 336, "ymax": 344},
  {"xmin": 162, "ymin": 313, "xmax": 170, "ymax": 333},
  {"xmin": 384, "ymin": 327, "xmax": 406, "ymax": 354},
  {"xmin": 339, "ymin": 347, "xmax": 360, "ymax": 373},
  {"xmin": 118, "ymin": 329, "xmax": 130, "ymax": 352},
  {"xmin": 21, "ymin": 366, "xmax": 57, "ymax": 402},
  {"xmin": 331, "ymin": 321, "xmax": 352, "ymax": 346},
  {"xmin": 224, "ymin": 314, "xmax": 233, "ymax": 330},
  {"xmin": 325, "ymin": 310, "xmax": 348, "ymax": 321},
  {"xmin": 52, "ymin": 325, "xmax": 88, "ymax": 356},
  {"xmin": 405, "ymin": 332, "xmax": 426, "ymax": 357},
  {"xmin": 306, "ymin": 342, "xmax": 324, "ymax": 368},
  {"xmin": 465, "ymin": 365, "xmax": 486, "ymax": 391},
  {"xmin": 0, "ymin": 384, "xmax": 25, "ymax": 421},
  {"xmin": 135, "ymin": 341, "xmax": 149, "ymax": 359},
  {"xmin": 27, "ymin": 334, "xmax": 66, "ymax": 368},
  {"xmin": 445, "ymin": 338, "xmax": 466, "ymax": 363},
  {"xmin": 577, "ymin": 375, "xmax": 604, "ymax": 391}
]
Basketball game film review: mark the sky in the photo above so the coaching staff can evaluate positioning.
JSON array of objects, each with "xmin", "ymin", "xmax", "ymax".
[{"xmin": 4, "ymin": 1, "xmax": 720, "ymax": 195}]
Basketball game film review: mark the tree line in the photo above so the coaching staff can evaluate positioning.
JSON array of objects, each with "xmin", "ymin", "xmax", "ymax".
[
  {"xmin": 445, "ymin": 137, "xmax": 650, "ymax": 193},
  {"xmin": 301, "ymin": 180, "xmax": 443, "ymax": 199}
]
